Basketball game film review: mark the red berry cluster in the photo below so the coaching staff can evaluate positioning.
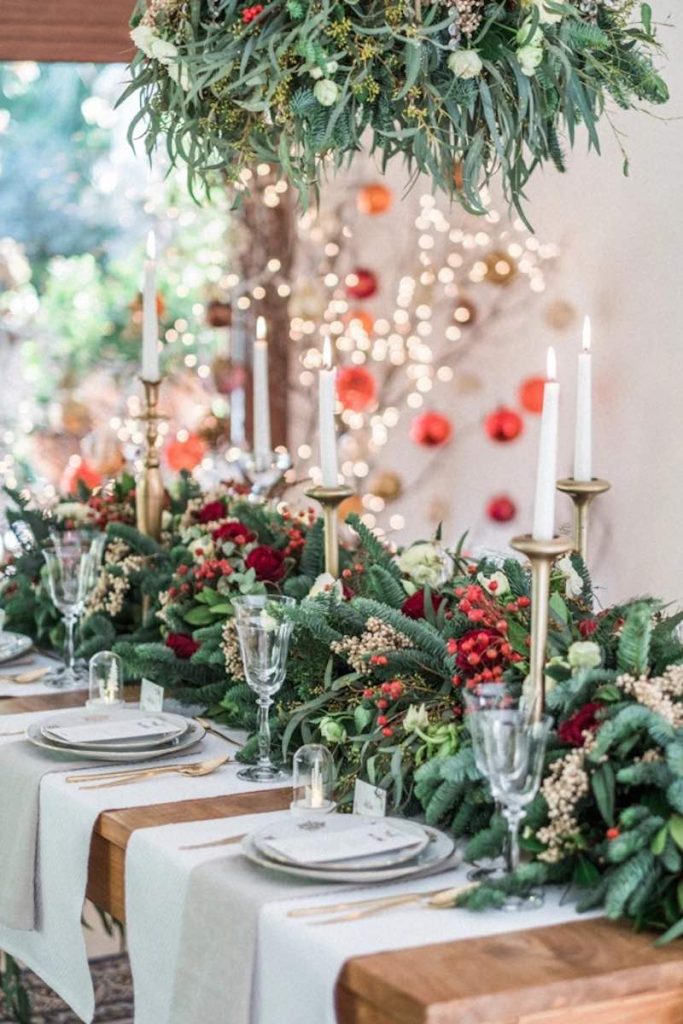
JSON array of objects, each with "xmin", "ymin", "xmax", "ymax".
[
  {"xmin": 448, "ymin": 583, "xmax": 525, "ymax": 687},
  {"xmin": 361, "ymin": 679, "xmax": 404, "ymax": 738},
  {"xmin": 283, "ymin": 527, "xmax": 305, "ymax": 557},
  {"xmin": 86, "ymin": 492, "xmax": 136, "ymax": 530},
  {"xmin": 242, "ymin": 3, "xmax": 263, "ymax": 22}
]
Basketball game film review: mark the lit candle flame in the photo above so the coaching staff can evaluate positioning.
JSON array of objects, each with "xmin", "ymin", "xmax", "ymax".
[
  {"xmin": 582, "ymin": 315, "xmax": 591, "ymax": 353},
  {"xmin": 256, "ymin": 315, "xmax": 267, "ymax": 342},
  {"xmin": 546, "ymin": 346, "xmax": 557, "ymax": 381},
  {"xmin": 322, "ymin": 337, "xmax": 333, "ymax": 371},
  {"xmin": 146, "ymin": 230, "xmax": 156, "ymax": 261}
]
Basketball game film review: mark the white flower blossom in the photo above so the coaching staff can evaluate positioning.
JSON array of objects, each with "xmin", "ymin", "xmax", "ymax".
[
  {"xmin": 477, "ymin": 570, "xmax": 510, "ymax": 597},
  {"xmin": 568, "ymin": 640, "xmax": 602, "ymax": 670},
  {"xmin": 516, "ymin": 18, "xmax": 544, "ymax": 46},
  {"xmin": 533, "ymin": 0, "xmax": 563, "ymax": 25},
  {"xmin": 188, "ymin": 535, "xmax": 214, "ymax": 563},
  {"xmin": 313, "ymin": 79, "xmax": 339, "ymax": 106},
  {"xmin": 308, "ymin": 573, "xmax": 344, "ymax": 599},
  {"xmin": 131, "ymin": 24, "xmax": 179, "ymax": 65},
  {"xmin": 516, "ymin": 44, "xmax": 544, "ymax": 76},
  {"xmin": 398, "ymin": 542, "xmax": 452, "ymax": 588},
  {"xmin": 448, "ymin": 49, "xmax": 483, "ymax": 79},
  {"xmin": 404, "ymin": 703, "xmax": 429, "ymax": 733},
  {"xmin": 557, "ymin": 555, "xmax": 584, "ymax": 599},
  {"xmin": 54, "ymin": 502, "xmax": 95, "ymax": 524},
  {"xmin": 167, "ymin": 61, "xmax": 191, "ymax": 90}
]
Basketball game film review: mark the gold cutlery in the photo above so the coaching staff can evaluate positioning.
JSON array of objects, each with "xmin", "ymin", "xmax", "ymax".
[
  {"xmin": 0, "ymin": 668, "xmax": 51, "ymax": 684},
  {"xmin": 194, "ymin": 717, "xmax": 244, "ymax": 748},
  {"xmin": 289, "ymin": 884, "xmax": 474, "ymax": 924},
  {"xmin": 65, "ymin": 753, "xmax": 230, "ymax": 784},
  {"xmin": 179, "ymin": 832, "xmax": 247, "ymax": 851},
  {"xmin": 76, "ymin": 753, "xmax": 230, "ymax": 789}
]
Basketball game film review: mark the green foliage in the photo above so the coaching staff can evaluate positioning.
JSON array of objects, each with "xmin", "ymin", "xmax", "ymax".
[{"xmin": 617, "ymin": 601, "xmax": 656, "ymax": 675}]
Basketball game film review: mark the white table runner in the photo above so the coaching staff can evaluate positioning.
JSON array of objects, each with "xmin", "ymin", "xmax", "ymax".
[
  {"xmin": 125, "ymin": 813, "xmax": 600, "ymax": 1024},
  {"xmin": 0, "ymin": 710, "xmax": 287, "ymax": 1023}
]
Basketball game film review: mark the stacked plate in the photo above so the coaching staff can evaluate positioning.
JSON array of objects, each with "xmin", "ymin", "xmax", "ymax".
[
  {"xmin": 27, "ymin": 708, "xmax": 205, "ymax": 761},
  {"xmin": 241, "ymin": 814, "xmax": 457, "ymax": 882},
  {"xmin": 0, "ymin": 631, "xmax": 34, "ymax": 663}
]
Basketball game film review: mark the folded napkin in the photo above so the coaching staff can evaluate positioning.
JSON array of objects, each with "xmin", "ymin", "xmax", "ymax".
[{"xmin": 0, "ymin": 741, "xmax": 98, "ymax": 930}]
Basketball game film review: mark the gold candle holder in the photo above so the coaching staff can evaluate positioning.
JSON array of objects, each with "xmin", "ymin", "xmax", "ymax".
[
  {"xmin": 510, "ymin": 534, "xmax": 573, "ymax": 722},
  {"xmin": 556, "ymin": 478, "xmax": 611, "ymax": 563},
  {"xmin": 304, "ymin": 484, "xmax": 354, "ymax": 578},
  {"xmin": 135, "ymin": 378, "xmax": 166, "ymax": 541}
]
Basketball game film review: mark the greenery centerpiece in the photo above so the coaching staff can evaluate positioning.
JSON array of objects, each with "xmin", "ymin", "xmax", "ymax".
[{"xmin": 124, "ymin": 0, "xmax": 668, "ymax": 213}]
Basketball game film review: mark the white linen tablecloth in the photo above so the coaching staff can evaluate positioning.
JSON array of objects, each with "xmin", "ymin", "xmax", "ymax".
[
  {"xmin": 125, "ymin": 813, "xmax": 600, "ymax": 1024},
  {"xmin": 0, "ymin": 710, "xmax": 287, "ymax": 1023}
]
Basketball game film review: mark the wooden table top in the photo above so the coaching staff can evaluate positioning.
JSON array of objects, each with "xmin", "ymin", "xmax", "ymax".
[{"xmin": 2, "ymin": 689, "xmax": 683, "ymax": 1024}]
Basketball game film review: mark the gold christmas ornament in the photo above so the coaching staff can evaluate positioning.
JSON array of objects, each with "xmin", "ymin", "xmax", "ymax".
[
  {"xmin": 484, "ymin": 250, "xmax": 517, "ymax": 286},
  {"xmin": 455, "ymin": 372, "xmax": 483, "ymax": 394},
  {"xmin": 545, "ymin": 299, "xmax": 577, "ymax": 331},
  {"xmin": 60, "ymin": 397, "xmax": 92, "ymax": 437},
  {"xmin": 370, "ymin": 470, "xmax": 403, "ymax": 501}
]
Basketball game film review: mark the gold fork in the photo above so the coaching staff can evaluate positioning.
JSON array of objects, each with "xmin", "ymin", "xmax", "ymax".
[
  {"xmin": 66, "ymin": 753, "xmax": 229, "ymax": 784},
  {"xmin": 0, "ymin": 668, "xmax": 50, "ymax": 684},
  {"xmin": 76, "ymin": 754, "xmax": 230, "ymax": 790},
  {"xmin": 194, "ymin": 717, "xmax": 244, "ymax": 748}
]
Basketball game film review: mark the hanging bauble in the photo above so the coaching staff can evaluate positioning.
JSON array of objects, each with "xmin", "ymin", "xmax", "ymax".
[
  {"xmin": 519, "ymin": 376, "xmax": 545, "ymax": 414},
  {"xmin": 166, "ymin": 432, "xmax": 207, "ymax": 472},
  {"xmin": 338, "ymin": 494, "xmax": 363, "ymax": 521},
  {"xmin": 370, "ymin": 470, "xmax": 403, "ymax": 501},
  {"xmin": 484, "ymin": 250, "xmax": 517, "ymax": 286},
  {"xmin": 198, "ymin": 414, "xmax": 230, "ymax": 447},
  {"xmin": 59, "ymin": 457, "xmax": 102, "ymax": 496},
  {"xmin": 344, "ymin": 309, "xmax": 374, "ymax": 335},
  {"xmin": 60, "ymin": 397, "xmax": 92, "ymax": 438},
  {"xmin": 288, "ymin": 277, "xmax": 329, "ymax": 321},
  {"xmin": 80, "ymin": 428, "xmax": 124, "ymax": 477},
  {"xmin": 345, "ymin": 268, "xmax": 378, "ymax": 301},
  {"xmin": 484, "ymin": 406, "xmax": 524, "ymax": 442},
  {"xmin": 357, "ymin": 183, "xmax": 393, "ymax": 215},
  {"xmin": 486, "ymin": 494, "xmax": 517, "ymax": 523},
  {"xmin": 337, "ymin": 365, "xmax": 378, "ymax": 413},
  {"xmin": 544, "ymin": 299, "xmax": 576, "ymax": 331},
  {"xmin": 453, "ymin": 297, "xmax": 476, "ymax": 326},
  {"xmin": 410, "ymin": 411, "xmax": 453, "ymax": 448},
  {"xmin": 206, "ymin": 300, "xmax": 232, "ymax": 328}
]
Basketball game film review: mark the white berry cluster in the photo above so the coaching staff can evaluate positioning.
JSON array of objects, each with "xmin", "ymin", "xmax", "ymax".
[
  {"xmin": 536, "ymin": 745, "xmax": 590, "ymax": 863},
  {"xmin": 331, "ymin": 616, "xmax": 411, "ymax": 674},
  {"xmin": 86, "ymin": 540, "xmax": 144, "ymax": 619},
  {"xmin": 616, "ymin": 665, "xmax": 683, "ymax": 728}
]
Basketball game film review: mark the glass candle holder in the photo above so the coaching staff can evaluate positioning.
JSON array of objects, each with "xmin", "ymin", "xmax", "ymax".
[
  {"xmin": 87, "ymin": 651, "xmax": 124, "ymax": 708},
  {"xmin": 290, "ymin": 744, "xmax": 336, "ymax": 816}
]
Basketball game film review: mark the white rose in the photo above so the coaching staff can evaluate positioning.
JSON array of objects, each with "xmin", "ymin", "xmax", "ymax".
[
  {"xmin": 568, "ymin": 641, "xmax": 602, "ymax": 670},
  {"xmin": 516, "ymin": 18, "xmax": 544, "ymax": 46},
  {"xmin": 313, "ymin": 79, "xmax": 339, "ymax": 106},
  {"xmin": 326, "ymin": 60, "xmax": 339, "ymax": 74},
  {"xmin": 557, "ymin": 555, "xmax": 583, "ymax": 599},
  {"xmin": 448, "ymin": 49, "xmax": 483, "ymax": 79},
  {"xmin": 309, "ymin": 67, "xmax": 324, "ymax": 80},
  {"xmin": 130, "ymin": 24, "xmax": 156, "ymax": 57},
  {"xmin": 398, "ymin": 542, "xmax": 452, "ymax": 589},
  {"xmin": 167, "ymin": 61, "xmax": 191, "ymax": 90},
  {"xmin": 404, "ymin": 703, "xmax": 429, "ymax": 734},
  {"xmin": 308, "ymin": 573, "xmax": 343, "ymax": 599},
  {"xmin": 131, "ymin": 25, "xmax": 179, "ymax": 65},
  {"xmin": 533, "ymin": 0, "xmax": 563, "ymax": 24},
  {"xmin": 517, "ymin": 44, "xmax": 544, "ymax": 76},
  {"xmin": 188, "ymin": 535, "xmax": 213, "ymax": 563},
  {"xmin": 54, "ymin": 502, "xmax": 95, "ymax": 523},
  {"xmin": 477, "ymin": 571, "xmax": 510, "ymax": 598}
]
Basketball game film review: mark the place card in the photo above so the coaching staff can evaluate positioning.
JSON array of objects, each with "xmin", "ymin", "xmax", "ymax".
[
  {"xmin": 264, "ymin": 821, "xmax": 421, "ymax": 865},
  {"xmin": 353, "ymin": 779, "xmax": 387, "ymax": 818},
  {"xmin": 140, "ymin": 678, "xmax": 165, "ymax": 712}
]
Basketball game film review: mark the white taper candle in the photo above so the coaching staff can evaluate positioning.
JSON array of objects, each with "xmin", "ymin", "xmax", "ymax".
[
  {"xmin": 253, "ymin": 316, "xmax": 271, "ymax": 461},
  {"xmin": 141, "ymin": 230, "xmax": 160, "ymax": 381},
  {"xmin": 318, "ymin": 338, "xmax": 338, "ymax": 487},
  {"xmin": 532, "ymin": 346, "xmax": 560, "ymax": 541},
  {"xmin": 573, "ymin": 316, "xmax": 592, "ymax": 482}
]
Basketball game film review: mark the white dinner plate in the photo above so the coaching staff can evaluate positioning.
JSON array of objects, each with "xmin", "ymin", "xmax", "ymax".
[
  {"xmin": 0, "ymin": 632, "xmax": 33, "ymax": 663},
  {"xmin": 40, "ymin": 709, "xmax": 189, "ymax": 752},
  {"xmin": 241, "ymin": 824, "xmax": 457, "ymax": 883},
  {"xmin": 254, "ymin": 815, "xmax": 430, "ymax": 871},
  {"xmin": 26, "ymin": 719, "xmax": 205, "ymax": 762}
]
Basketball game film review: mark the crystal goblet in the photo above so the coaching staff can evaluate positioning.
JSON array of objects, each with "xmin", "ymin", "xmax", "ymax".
[
  {"xmin": 43, "ymin": 533, "xmax": 100, "ymax": 689},
  {"xmin": 233, "ymin": 594, "xmax": 294, "ymax": 782}
]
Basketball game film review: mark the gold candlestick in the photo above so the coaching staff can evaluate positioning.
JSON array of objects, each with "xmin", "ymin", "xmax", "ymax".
[
  {"xmin": 510, "ymin": 534, "xmax": 572, "ymax": 722},
  {"xmin": 556, "ymin": 478, "xmax": 611, "ymax": 563},
  {"xmin": 135, "ymin": 378, "xmax": 166, "ymax": 541},
  {"xmin": 304, "ymin": 484, "xmax": 354, "ymax": 578}
]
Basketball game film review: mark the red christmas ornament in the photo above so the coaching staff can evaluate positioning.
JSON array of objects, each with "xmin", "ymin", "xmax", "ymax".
[
  {"xmin": 336, "ymin": 365, "xmax": 378, "ymax": 413},
  {"xmin": 345, "ymin": 267, "xmax": 378, "ymax": 300},
  {"xmin": 344, "ymin": 309, "xmax": 374, "ymax": 335},
  {"xmin": 166, "ymin": 432, "xmax": 207, "ymax": 472},
  {"xmin": 357, "ymin": 183, "xmax": 393, "ymax": 215},
  {"xmin": 487, "ymin": 494, "xmax": 517, "ymax": 523},
  {"xmin": 484, "ymin": 406, "xmax": 523, "ymax": 443},
  {"xmin": 519, "ymin": 376, "xmax": 546, "ymax": 414},
  {"xmin": 59, "ymin": 458, "xmax": 102, "ymax": 496},
  {"xmin": 409, "ymin": 411, "xmax": 453, "ymax": 448}
]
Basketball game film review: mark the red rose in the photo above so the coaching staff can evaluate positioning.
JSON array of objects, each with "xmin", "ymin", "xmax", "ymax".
[
  {"xmin": 197, "ymin": 500, "xmax": 227, "ymax": 524},
  {"xmin": 578, "ymin": 618, "xmax": 598, "ymax": 638},
  {"xmin": 245, "ymin": 545, "xmax": 286, "ymax": 582},
  {"xmin": 166, "ymin": 633, "xmax": 200, "ymax": 660},
  {"xmin": 212, "ymin": 521, "xmax": 256, "ymax": 545},
  {"xmin": 401, "ymin": 590, "xmax": 443, "ymax": 620},
  {"xmin": 558, "ymin": 702, "xmax": 603, "ymax": 747}
]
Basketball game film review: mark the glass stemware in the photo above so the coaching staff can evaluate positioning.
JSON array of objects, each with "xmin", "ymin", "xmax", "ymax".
[
  {"xmin": 473, "ymin": 709, "xmax": 551, "ymax": 910},
  {"xmin": 43, "ymin": 532, "xmax": 100, "ymax": 689},
  {"xmin": 233, "ymin": 594, "xmax": 294, "ymax": 782},
  {"xmin": 464, "ymin": 683, "xmax": 512, "ymax": 880}
]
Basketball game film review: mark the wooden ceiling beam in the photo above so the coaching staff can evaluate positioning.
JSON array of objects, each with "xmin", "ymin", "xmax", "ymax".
[{"xmin": 0, "ymin": 0, "xmax": 134, "ymax": 64}]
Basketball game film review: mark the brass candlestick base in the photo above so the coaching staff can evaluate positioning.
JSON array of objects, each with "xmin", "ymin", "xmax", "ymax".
[
  {"xmin": 135, "ymin": 378, "xmax": 166, "ymax": 541},
  {"xmin": 510, "ymin": 534, "xmax": 573, "ymax": 722},
  {"xmin": 556, "ymin": 478, "xmax": 611, "ymax": 563},
  {"xmin": 305, "ymin": 484, "xmax": 354, "ymax": 578}
]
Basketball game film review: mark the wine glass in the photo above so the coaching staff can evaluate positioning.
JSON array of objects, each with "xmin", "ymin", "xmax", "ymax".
[
  {"xmin": 43, "ymin": 533, "xmax": 99, "ymax": 688},
  {"xmin": 464, "ymin": 683, "xmax": 512, "ymax": 879},
  {"xmin": 233, "ymin": 594, "xmax": 295, "ymax": 782},
  {"xmin": 473, "ymin": 709, "xmax": 551, "ymax": 910}
]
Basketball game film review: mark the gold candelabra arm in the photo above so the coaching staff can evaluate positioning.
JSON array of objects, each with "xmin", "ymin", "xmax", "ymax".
[
  {"xmin": 556, "ymin": 478, "xmax": 611, "ymax": 563},
  {"xmin": 304, "ymin": 484, "xmax": 354, "ymax": 578},
  {"xmin": 510, "ymin": 534, "xmax": 573, "ymax": 722},
  {"xmin": 136, "ymin": 377, "xmax": 166, "ymax": 542}
]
